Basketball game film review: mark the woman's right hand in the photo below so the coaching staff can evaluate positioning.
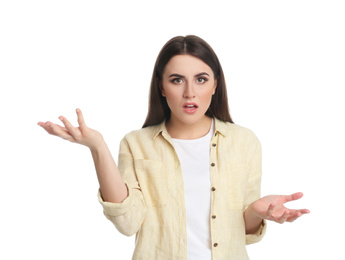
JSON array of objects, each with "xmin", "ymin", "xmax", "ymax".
[{"xmin": 37, "ymin": 108, "xmax": 104, "ymax": 150}]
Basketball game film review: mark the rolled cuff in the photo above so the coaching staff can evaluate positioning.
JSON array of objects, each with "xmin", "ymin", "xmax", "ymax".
[
  {"xmin": 245, "ymin": 219, "xmax": 267, "ymax": 245},
  {"xmin": 97, "ymin": 180, "xmax": 134, "ymax": 217}
]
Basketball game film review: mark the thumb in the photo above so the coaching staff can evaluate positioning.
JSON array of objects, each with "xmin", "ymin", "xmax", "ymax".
[
  {"xmin": 76, "ymin": 108, "xmax": 87, "ymax": 128},
  {"xmin": 285, "ymin": 192, "xmax": 304, "ymax": 202}
]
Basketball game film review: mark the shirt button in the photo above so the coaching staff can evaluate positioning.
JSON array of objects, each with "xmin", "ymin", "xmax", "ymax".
[
  {"xmin": 211, "ymin": 163, "xmax": 215, "ymax": 167},
  {"xmin": 211, "ymin": 187, "xmax": 216, "ymax": 191},
  {"xmin": 212, "ymin": 143, "xmax": 216, "ymax": 147},
  {"xmin": 214, "ymin": 243, "xmax": 218, "ymax": 247},
  {"xmin": 212, "ymin": 215, "xmax": 216, "ymax": 219}
]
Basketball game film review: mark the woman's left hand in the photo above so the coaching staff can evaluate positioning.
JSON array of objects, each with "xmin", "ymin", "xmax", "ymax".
[{"xmin": 250, "ymin": 192, "xmax": 310, "ymax": 224}]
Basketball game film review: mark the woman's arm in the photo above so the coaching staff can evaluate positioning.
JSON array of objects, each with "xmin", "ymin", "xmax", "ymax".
[
  {"xmin": 38, "ymin": 108, "xmax": 128, "ymax": 203},
  {"xmin": 242, "ymin": 135, "xmax": 309, "ymax": 236},
  {"xmin": 38, "ymin": 108, "xmax": 147, "ymax": 236},
  {"xmin": 90, "ymin": 141, "xmax": 128, "ymax": 203}
]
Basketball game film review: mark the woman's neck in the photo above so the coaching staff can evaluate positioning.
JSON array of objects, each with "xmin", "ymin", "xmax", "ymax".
[{"xmin": 166, "ymin": 116, "xmax": 213, "ymax": 140}]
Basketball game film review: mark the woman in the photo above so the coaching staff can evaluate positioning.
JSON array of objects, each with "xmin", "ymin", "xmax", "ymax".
[{"xmin": 38, "ymin": 35, "xmax": 309, "ymax": 259}]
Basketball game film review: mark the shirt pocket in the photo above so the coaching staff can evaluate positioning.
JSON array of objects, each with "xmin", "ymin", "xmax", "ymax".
[
  {"xmin": 134, "ymin": 159, "xmax": 167, "ymax": 208},
  {"xmin": 225, "ymin": 163, "xmax": 251, "ymax": 210}
]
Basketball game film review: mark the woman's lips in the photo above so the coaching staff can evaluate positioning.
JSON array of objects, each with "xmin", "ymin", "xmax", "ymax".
[{"xmin": 182, "ymin": 102, "xmax": 198, "ymax": 114}]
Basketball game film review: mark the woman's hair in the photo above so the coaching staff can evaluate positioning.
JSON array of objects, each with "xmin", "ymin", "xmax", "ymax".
[{"xmin": 142, "ymin": 35, "xmax": 234, "ymax": 128}]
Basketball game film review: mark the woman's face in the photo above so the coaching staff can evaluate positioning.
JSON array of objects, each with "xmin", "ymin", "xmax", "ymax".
[{"xmin": 161, "ymin": 54, "xmax": 217, "ymax": 126}]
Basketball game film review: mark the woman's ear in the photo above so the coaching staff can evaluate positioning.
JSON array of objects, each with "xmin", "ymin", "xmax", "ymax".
[
  {"xmin": 157, "ymin": 78, "xmax": 165, "ymax": 97},
  {"xmin": 212, "ymin": 77, "xmax": 218, "ymax": 95}
]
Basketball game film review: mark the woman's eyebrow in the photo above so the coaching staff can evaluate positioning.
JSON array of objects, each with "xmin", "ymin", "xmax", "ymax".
[
  {"xmin": 195, "ymin": 72, "xmax": 210, "ymax": 77},
  {"xmin": 168, "ymin": 72, "xmax": 210, "ymax": 78},
  {"xmin": 168, "ymin": 73, "xmax": 184, "ymax": 78}
]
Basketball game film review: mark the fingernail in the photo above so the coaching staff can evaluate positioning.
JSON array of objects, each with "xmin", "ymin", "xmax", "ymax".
[{"xmin": 59, "ymin": 116, "xmax": 63, "ymax": 121}]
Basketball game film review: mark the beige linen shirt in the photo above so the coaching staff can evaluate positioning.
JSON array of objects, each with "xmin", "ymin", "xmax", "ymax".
[{"xmin": 98, "ymin": 118, "xmax": 266, "ymax": 259}]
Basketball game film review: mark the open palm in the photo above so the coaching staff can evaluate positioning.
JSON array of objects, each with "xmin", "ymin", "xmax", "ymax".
[{"xmin": 251, "ymin": 192, "xmax": 310, "ymax": 224}]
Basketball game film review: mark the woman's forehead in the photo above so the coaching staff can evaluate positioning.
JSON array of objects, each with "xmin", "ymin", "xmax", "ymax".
[{"xmin": 163, "ymin": 54, "xmax": 212, "ymax": 76}]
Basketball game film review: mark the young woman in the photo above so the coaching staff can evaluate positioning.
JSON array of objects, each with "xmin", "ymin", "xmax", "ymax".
[{"xmin": 38, "ymin": 35, "xmax": 309, "ymax": 259}]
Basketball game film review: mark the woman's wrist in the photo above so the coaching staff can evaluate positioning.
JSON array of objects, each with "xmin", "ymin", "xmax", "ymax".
[
  {"xmin": 89, "ymin": 138, "xmax": 107, "ymax": 154},
  {"xmin": 244, "ymin": 203, "xmax": 263, "ymax": 234}
]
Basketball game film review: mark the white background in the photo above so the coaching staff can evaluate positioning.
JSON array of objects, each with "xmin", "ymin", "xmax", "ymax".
[{"xmin": 1, "ymin": 0, "xmax": 344, "ymax": 259}]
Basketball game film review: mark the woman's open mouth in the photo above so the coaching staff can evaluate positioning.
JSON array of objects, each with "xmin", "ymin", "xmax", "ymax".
[{"xmin": 182, "ymin": 102, "xmax": 198, "ymax": 114}]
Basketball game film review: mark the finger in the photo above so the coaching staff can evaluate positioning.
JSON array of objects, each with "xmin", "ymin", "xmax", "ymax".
[
  {"xmin": 58, "ymin": 116, "xmax": 80, "ymax": 137},
  {"xmin": 44, "ymin": 121, "xmax": 75, "ymax": 141},
  {"xmin": 55, "ymin": 124, "xmax": 68, "ymax": 132},
  {"xmin": 277, "ymin": 210, "xmax": 290, "ymax": 224},
  {"xmin": 301, "ymin": 209, "xmax": 310, "ymax": 214},
  {"xmin": 286, "ymin": 212, "xmax": 302, "ymax": 222},
  {"xmin": 40, "ymin": 121, "xmax": 61, "ymax": 135},
  {"xmin": 287, "ymin": 216, "xmax": 299, "ymax": 223},
  {"xmin": 38, "ymin": 121, "xmax": 49, "ymax": 130},
  {"xmin": 265, "ymin": 203, "xmax": 275, "ymax": 218},
  {"xmin": 37, "ymin": 122, "xmax": 55, "ymax": 135},
  {"xmin": 49, "ymin": 123, "xmax": 69, "ymax": 134},
  {"xmin": 76, "ymin": 108, "xmax": 87, "ymax": 128},
  {"xmin": 285, "ymin": 192, "xmax": 304, "ymax": 203},
  {"xmin": 287, "ymin": 208, "xmax": 310, "ymax": 222}
]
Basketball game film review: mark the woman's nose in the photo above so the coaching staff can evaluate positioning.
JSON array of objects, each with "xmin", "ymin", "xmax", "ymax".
[{"xmin": 183, "ymin": 81, "xmax": 195, "ymax": 98}]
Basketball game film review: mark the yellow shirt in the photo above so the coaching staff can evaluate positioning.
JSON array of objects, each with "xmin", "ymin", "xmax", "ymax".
[{"xmin": 98, "ymin": 117, "xmax": 267, "ymax": 259}]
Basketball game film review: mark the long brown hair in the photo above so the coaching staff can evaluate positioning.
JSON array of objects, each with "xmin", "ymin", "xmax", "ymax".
[{"xmin": 142, "ymin": 35, "xmax": 234, "ymax": 128}]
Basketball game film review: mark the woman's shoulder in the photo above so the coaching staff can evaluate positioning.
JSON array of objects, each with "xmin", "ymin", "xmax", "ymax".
[
  {"xmin": 216, "ymin": 118, "xmax": 258, "ymax": 137},
  {"xmin": 215, "ymin": 119, "xmax": 261, "ymax": 147},
  {"xmin": 121, "ymin": 123, "xmax": 163, "ymax": 143}
]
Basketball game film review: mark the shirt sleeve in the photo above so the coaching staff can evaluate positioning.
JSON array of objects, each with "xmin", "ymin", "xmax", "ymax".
[
  {"xmin": 97, "ymin": 137, "xmax": 148, "ymax": 237},
  {"xmin": 244, "ymin": 135, "xmax": 267, "ymax": 245}
]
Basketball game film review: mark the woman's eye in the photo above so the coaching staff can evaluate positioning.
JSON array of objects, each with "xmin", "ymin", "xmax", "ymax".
[
  {"xmin": 172, "ymin": 78, "xmax": 183, "ymax": 84},
  {"xmin": 197, "ymin": 77, "xmax": 207, "ymax": 83}
]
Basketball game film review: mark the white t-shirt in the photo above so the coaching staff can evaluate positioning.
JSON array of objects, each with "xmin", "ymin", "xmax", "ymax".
[{"xmin": 172, "ymin": 119, "xmax": 214, "ymax": 260}]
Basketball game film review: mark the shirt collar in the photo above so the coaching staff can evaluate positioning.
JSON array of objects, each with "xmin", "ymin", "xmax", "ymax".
[{"xmin": 152, "ymin": 117, "xmax": 229, "ymax": 140}]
